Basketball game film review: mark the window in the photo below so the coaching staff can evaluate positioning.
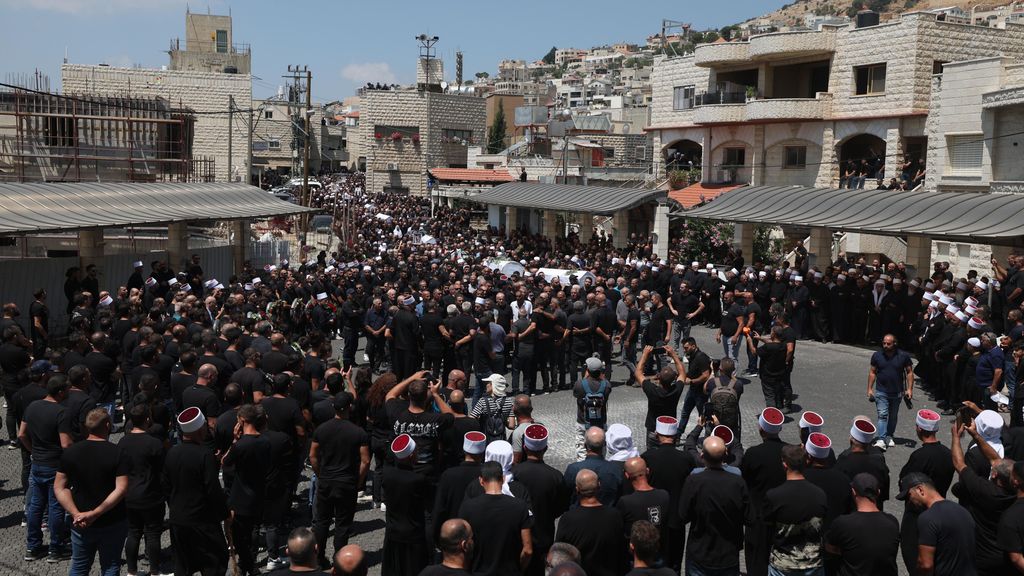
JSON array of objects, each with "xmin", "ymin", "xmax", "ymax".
[
  {"xmin": 932, "ymin": 60, "xmax": 948, "ymax": 75},
  {"xmin": 673, "ymin": 85, "xmax": 695, "ymax": 110},
  {"xmin": 374, "ymin": 125, "xmax": 420, "ymax": 140},
  {"xmin": 946, "ymin": 134, "xmax": 982, "ymax": 176},
  {"xmin": 442, "ymin": 128, "xmax": 473, "ymax": 144},
  {"xmin": 264, "ymin": 110, "xmax": 273, "ymax": 119},
  {"xmin": 602, "ymin": 147, "xmax": 616, "ymax": 158},
  {"xmin": 854, "ymin": 63, "xmax": 886, "ymax": 95},
  {"xmin": 783, "ymin": 146, "xmax": 807, "ymax": 169},
  {"xmin": 634, "ymin": 145, "xmax": 647, "ymax": 160},
  {"xmin": 268, "ymin": 140, "xmax": 281, "ymax": 151},
  {"xmin": 215, "ymin": 30, "xmax": 228, "ymax": 53},
  {"xmin": 724, "ymin": 147, "xmax": 745, "ymax": 167}
]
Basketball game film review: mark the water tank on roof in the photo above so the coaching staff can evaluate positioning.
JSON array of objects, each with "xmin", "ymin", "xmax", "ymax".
[
  {"xmin": 224, "ymin": 66, "xmax": 238, "ymax": 74},
  {"xmin": 856, "ymin": 10, "xmax": 880, "ymax": 28}
]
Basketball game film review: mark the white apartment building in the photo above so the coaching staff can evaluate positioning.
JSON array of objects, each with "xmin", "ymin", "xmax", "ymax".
[{"xmin": 648, "ymin": 11, "xmax": 1024, "ymax": 191}]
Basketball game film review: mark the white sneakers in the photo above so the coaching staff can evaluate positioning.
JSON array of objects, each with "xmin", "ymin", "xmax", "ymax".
[{"xmin": 873, "ymin": 439, "xmax": 888, "ymax": 451}]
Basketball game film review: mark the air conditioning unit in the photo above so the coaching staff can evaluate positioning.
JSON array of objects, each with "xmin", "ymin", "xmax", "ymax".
[{"xmin": 386, "ymin": 162, "xmax": 399, "ymax": 171}]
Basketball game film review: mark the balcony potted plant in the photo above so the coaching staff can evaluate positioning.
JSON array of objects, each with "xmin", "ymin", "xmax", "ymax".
[
  {"xmin": 411, "ymin": 133, "xmax": 420, "ymax": 145},
  {"xmin": 391, "ymin": 131, "xmax": 403, "ymax": 142},
  {"xmin": 374, "ymin": 132, "xmax": 383, "ymax": 141},
  {"xmin": 745, "ymin": 85, "xmax": 758, "ymax": 102}
]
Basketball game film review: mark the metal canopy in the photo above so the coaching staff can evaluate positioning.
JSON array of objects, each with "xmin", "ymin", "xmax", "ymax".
[
  {"xmin": 680, "ymin": 185, "xmax": 1024, "ymax": 242},
  {"xmin": 0, "ymin": 182, "xmax": 316, "ymax": 235},
  {"xmin": 470, "ymin": 182, "xmax": 666, "ymax": 216}
]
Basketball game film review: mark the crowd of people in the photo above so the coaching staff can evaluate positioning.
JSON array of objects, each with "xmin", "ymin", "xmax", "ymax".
[{"xmin": 4, "ymin": 187, "xmax": 1024, "ymax": 576}]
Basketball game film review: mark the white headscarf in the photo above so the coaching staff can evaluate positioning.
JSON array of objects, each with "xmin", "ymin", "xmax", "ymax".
[
  {"xmin": 606, "ymin": 423, "xmax": 639, "ymax": 462},
  {"xmin": 485, "ymin": 440, "xmax": 515, "ymax": 496},
  {"xmin": 975, "ymin": 410, "xmax": 1005, "ymax": 458}
]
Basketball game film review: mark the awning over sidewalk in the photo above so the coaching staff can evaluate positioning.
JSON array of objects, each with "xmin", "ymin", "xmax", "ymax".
[
  {"xmin": 680, "ymin": 185, "xmax": 1024, "ymax": 243},
  {"xmin": 0, "ymin": 181, "xmax": 316, "ymax": 235},
  {"xmin": 470, "ymin": 182, "xmax": 666, "ymax": 216}
]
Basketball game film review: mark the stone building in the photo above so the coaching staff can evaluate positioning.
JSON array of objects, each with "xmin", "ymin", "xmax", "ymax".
[
  {"xmin": 250, "ymin": 99, "xmax": 347, "ymax": 178},
  {"xmin": 168, "ymin": 11, "xmax": 251, "ymax": 74},
  {"xmin": 361, "ymin": 89, "xmax": 485, "ymax": 196},
  {"xmin": 62, "ymin": 64, "xmax": 251, "ymax": 184}
]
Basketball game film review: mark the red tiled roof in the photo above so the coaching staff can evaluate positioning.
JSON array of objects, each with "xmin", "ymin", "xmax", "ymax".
[
  {"xmin": 429, "ymin": 168, "xmax": 515, "ymax": 183},
  {"xmin": 668, "ymin": 182, "xmax": 743, "ymax": 209}
]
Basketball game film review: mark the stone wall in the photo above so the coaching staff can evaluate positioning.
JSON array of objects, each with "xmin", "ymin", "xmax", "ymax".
[
  {"xmin": 62, "ymin": 64, "xmax": 251, "ymax": 183},
  {"xmin": 584, "ymin": 133, "xmax": 652, "ymax": 167}
]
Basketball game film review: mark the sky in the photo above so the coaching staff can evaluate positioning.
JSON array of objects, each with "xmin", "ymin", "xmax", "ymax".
[{"xmin": 0, "ymin": 0, "xmax": 788, "ymax": 103}]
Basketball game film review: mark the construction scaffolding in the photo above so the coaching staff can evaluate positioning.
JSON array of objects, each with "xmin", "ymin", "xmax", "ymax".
[{"xmin": 0, "ymin": 87, "xmax": 214, "ymax": 183}]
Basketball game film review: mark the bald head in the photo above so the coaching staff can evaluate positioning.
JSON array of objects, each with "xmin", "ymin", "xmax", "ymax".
[
  {"xmin": 703, "ymin": 436, "xmax": 727, "ymax": 465},
  {"xmin": 333, "ymin": 545, "xmax": 366, "ymax": 576},
  {"xmin": 284, "ymin": 527, "xmax": 317, "ymax": 568},
  {"xmin": 584, "ymin": 427, "xmax": 606, "ymax": 455},
  {"xmin": 549, "ymin": 562, "xmax": 587, "ymax": 576},
  {"xmin": 449, "ymin": 389, "xmax": 465, "ymax": 406},
  {"xmin": 575, "ymin": 468, "xmax": 599, "ymax": 497},
  {"xmin": 624, "ymin": 457, "xmax": 647, "ymax": 478},
  {"xmin": 438, "ymin": 518, "xmax": 472, "ymax": 556}
]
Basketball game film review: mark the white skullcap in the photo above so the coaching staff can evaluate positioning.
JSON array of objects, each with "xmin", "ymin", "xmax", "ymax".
[
  {"xmin": 177, "ymin": 407, "xmax": 206, "ymax": 434},
  {"xmin": 655, "ymin": 416, "xmax": 679, "ymax": 436},
  {"xmin": 799, "ymin": 411, "xmax": 824, "ymax": 431},
  {"xmin": 968, "ymin": 337, "xmax": 982, "ymax": 348},
  {"xmin": 805, "ymin": 432, "xmax": 832, "ymax": 460},
  {"xmin": 463, "ymin": 431, "xmax": 486, "ymax": 455},
  {"xmin": 391, "ymin": 434, "xmax": 416, "ymax": 459},
  {"xmin": 758, "ymin": 407, "xmax": 785, "ymax": 434},
  {"xmin": 850, "ymin": 418, "xmax": 877, "ymax": 444},
  {"xmin": 916, "ymin": 409, "xmax": 941, "ymax": 432}
]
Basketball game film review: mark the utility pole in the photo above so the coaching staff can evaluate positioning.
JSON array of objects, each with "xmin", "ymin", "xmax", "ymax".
[
  {"xmin": 227, "ymin": 95, "xmax": 233, "ymax": 182},
  {"xmin": 303, "ymin": 68, "xmax": 312, "ymax": 235},
  {"xmin": 285, "ymin": 65, "xmax": 312, "ymax": 236}
]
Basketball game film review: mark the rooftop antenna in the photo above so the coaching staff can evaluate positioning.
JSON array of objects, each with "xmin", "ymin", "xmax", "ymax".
[
  {"xmin": 64, "ymin": 46, "xmax": 68, "ymax": 64},
  {"xmin": 416, "ymin": 33, "xmax": 440, "ymax": 89}
]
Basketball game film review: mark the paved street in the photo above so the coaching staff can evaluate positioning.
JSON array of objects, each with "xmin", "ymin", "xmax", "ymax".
[{"xmin": 0, "ymin": 325, "xmax": 954, "ymax": 576}]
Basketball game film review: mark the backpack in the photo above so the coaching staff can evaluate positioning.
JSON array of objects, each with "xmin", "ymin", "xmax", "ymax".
[
  {"xmin": 707, "ymin": 376, "xmax": 740, "ymax": 431},
  {"xmin": 581, "ymin": 378, "xmax": 608, "ymax": 428},
  {"xmin": 480, "ymin": 399, "xmax": 507, "ymax": 443}
]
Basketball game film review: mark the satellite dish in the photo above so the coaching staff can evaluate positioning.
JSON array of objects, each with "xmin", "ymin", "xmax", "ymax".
[{"xmin": 440, "ymin": 81, "xmax": 449, "ymax": 92}]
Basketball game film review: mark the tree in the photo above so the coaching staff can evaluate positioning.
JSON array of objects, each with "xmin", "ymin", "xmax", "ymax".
[
  {"xmin": 542, "ymin": 46, "xmax": 557, "ymax": 65},
  {"xmin": 475, "ymin": 71, "xmax": 489, "ymax": 79},
  {"xmin": 487, "ymin": 100, "xmax": 507, "ymax": 154}
]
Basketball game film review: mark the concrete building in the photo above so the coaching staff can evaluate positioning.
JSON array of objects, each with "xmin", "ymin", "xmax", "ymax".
[
  {"xmin": 486, "ymin": 93, "xmax": 523, "ymax": 152},
  {"xmin": 361, "ymin": 88, "xmax": 485, "ymax": 196},
  {"xmin": 555, "ymin": 48, "xmax": 588, "ymax": 67},
  {"xmin": 648, "ymin": 10, "xmax": 1024, "ymax": 268},
  {"xmin": 169, "ymin": 11, "xmax": 251, "ymax": 74},
  {"xmin": 249, "ymin": 99, "xmax": 348, "ymax": 178}
]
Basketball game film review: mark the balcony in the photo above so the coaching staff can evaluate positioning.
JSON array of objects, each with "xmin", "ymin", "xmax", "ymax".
[
  {"xmin": 748, "ymin": 30, "xmax": 836, "ymax": 61},
  {"xmin": 710, "ymin": 164, "xmax": 752, "ymax": 185},
  {"xmin": 692, "ymin": 91, "xmax": 747, "ymax": 124},
  {"xmin": 745, "ymin": 93, "xmax": 832, "ymax": 121},
  {"xmin": 693, "ymin": 41, "xmax": 750, "ymax": 67}
]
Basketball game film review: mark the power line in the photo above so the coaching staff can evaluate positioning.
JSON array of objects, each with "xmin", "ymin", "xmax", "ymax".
[{"xmin": 0, "ymin": 81, "xmax": 257, "ymax": 116}]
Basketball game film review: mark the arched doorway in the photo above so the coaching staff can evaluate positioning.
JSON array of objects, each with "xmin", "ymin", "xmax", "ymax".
[
  {"xmin": 664, "ymin": 139, "xmax": 702, "ymax": 173},
  {"xmin": 838, "ymin": 134, "xmax": 885, "ymax": 188}
]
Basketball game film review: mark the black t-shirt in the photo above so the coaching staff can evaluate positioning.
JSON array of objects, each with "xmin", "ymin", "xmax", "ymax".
[
  {"xmin": 511, "ymin": 459, "xmax": 569, "ymax": 549},
  {"xmin": 170, "ymin": 372, "xmax": 197, "ymax": 414},
  {"xmin": 303, "ymin": 354, "xmax": 326, "ymax": 384},
  {"xmin": 998, "ymin": 498, "xmax": 1024, "ymax": 563},
  {"xmin": 382, "ymin": 465, "xmax": 429, "ymax": 542},
  {"xmin": 24, "ymin": 399, "xmax": 65, "ymax": 468},
  {"xmin": 84, "ymin": 350, "xmax": 118, "ymax": 402},
  {"xmin": 118, "ymin": 431, "xmax": 165, "ymax": 509},
  {"xmin": 416, "ymin": 565, "xmax": 472, "ymax": 576},
  {"xmin": 625, "ymin": 568, "xmax": 676, "ymax": 576},
  {"xmin": 678, "ymin": 467, "xmax": 749, "ymax": 569},
  {"xmin": 617, "ymin": 488, "xmax": 670, "ymax": 560},
  {"xmin": 825, "ymin": 511, "xmax": 900, "ymax": 576},
  {"xmin": 555, "ymin": 505, "xmax": 627, "ymax": 576},
  {"xmin": 568, "ymin": 312, "xmax": 593, "ymax": 354},
  {"xmin": 58, "ymin": 439, "xmax": 130, "ymax": 527},
  {"xmin": 393, "ymin": 409, "xmax": 454, "ymax": 477},
  {"xmin": 472, "ymin": 332, "xmax": 492, "ymax": 375},
  {"xmin": 763, "ymin": 479, "xmax": 827, "ymax": 570},
  {"xmin": 641, "ymin": 444, "xmax": 697, "ymax": 530},
  {"xmin": 60, "ymin": 389, "xmax": 95, "ymax": 442},
  {"xmin": 261, "ymin": 350, "xmax": 291, "ymax": 376},
  {"xmin": 917, "ymin": 500, "xmax": 976, "ymax": 576},
  {"xmin": 13, "ymin": 383, "xmax": 47, "ymax": 424},
  {"xmin": 29, "ymin": 300, "xmax": 48, "ymax": 340},
  {"xmin": 181, "ymin": 384, "xmax": 220, "ymax": 419},
  {"xmin": 0, "ymin": 342, "xmax": 30, "ymax": 390},
  {"xmin": 757, "ymin": 341, "xmax": 788, "ymax": 379},
  {"xmin": 641, "ymin": 379, "xmax": 683, "ymax": 432},
  {"xmin": 312, "ymin": 418, "xmax": 369, "ymax": 487},
  {"xmin": 458, "ymin": 493, "xmax": 533, "ymax": 576},
  {"xmin": 647, "ymin": 305, "xmax": 672, "ymax": 345},
  {"xmin": 420, "ymin": 313, "xmax": 445, "ymax": 355},
  {"xmin": 262, "ymin": 395, "xmax": 304, "ymax": 443},
  {"xmin": 164, "ymin": 441, "xmax": 228, "ymax": 526},
  {"xmin": 685, "ymin": 350, "xmax": 712, "ymax": 381},
  {"xmin": 229, "ymin": 367, "xmax": 268, "ymax": 404},
  {"xmin": 802, "ymin": 467, "xmax": 853, "ymax": 529},
  {"xmin": 835, "ymin": 451, "xmax": 890, "ymax": 503},
  {"xmin": 673, "ymin": 293, "xmax": 700, "ymax": 321},
  {"xmin": 720, "ymin": 302, "xmax": 746, "ymax": 336},
  {"xmin": 224, "ymin": 433, "xmax": 271, "ymax": 515},
  {"xmin": 900, "ymin": 442, "xmax": 954, "ymax": 498}
]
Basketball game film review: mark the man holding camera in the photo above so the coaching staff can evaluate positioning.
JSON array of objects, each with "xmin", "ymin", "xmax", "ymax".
[{"xmin": 867, "ymin": 334, "xmax": 914, "ymax": 450}]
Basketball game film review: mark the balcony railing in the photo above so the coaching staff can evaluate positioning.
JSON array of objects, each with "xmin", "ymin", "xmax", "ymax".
[
  {"xmin": 694, "ymin": 91, "xmax": 748, "ymax": 106},
  {"xmin": 711, "ymin": 164, "xmax": 752, "ymax": 185},
  {"xmin": 169, "ymin": 38, "xmax": 251, "ymax": 55}
]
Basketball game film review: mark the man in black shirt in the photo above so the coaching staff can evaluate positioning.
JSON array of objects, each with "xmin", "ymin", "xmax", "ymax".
[
  {"xmin": 267, "ymin": 527, "xmax": 331, "ymax": 576},
  {"xmin": 433, "ymin": 431, "xmax": 484, "ymax": 543},
  {"xmin": 637, "ymin": 345, "xmax": 685, "ymax": 450},
  {"xmin": 20, "ymin": 373, "xmax": 72, "ymax": 561},
  {"xmin": 420, "ymin": 519, "xmax": 474, "ymax": 576},
  {"xmin": 62, "ymin": 365, "xmax": 96, "ymax": 443},
  {"xmin": 898, "ymin": 472, "xmax": 977, "ymax": 576},
  {"xmin": 389, "ymin": 373, "xmax": 457, "ymax": 480},
  {"xmin": 740, "ymin": 406, "xmax": 788, "ymax": 576},
  {"xmin": 616, "ymin": 457, "xmax": 670, "ymax": 565},
  {"xmin": 567, "ymin": 301, "xmax": 593, "ymax": 389},
  {"xmin": 119, "ymin": 404, "xmax": 167, "ymax": 576},
  {"xmin": 223, "ymin": 404, "xmax": 272, "ymax": 576},
  {"xmin": 678, "ymin": 338, "xmax": 711, "ymax": 435},
  {"xmin": 625, "ymin": 520, "xmax": 675, "ymax": 576},
  {"xmin": 310, "ymin": 392, "xmax": 370, "ymax": 567},
  {"xmin": 764, "ymin": 444, "xmax": 827, "ymax": 574},
  {"xmin": 640, "ymin": 416, "xmax": 695, "ymax": 573},
  {"xmin": 382, "ymin": 434, "xmax": 430, "ymax": 576},
  {"xmin": 716, "ymin": 291, "xmax": 746, "ymax": 363},
  {"xmin": 163, "ymin": 407, "xmax": 229, "ymax": 576},
  {"xmin": 679, "ymin": 435, "xmax": 750, "ymax": 575},
  {"xmin": 29, "ymin": 288, "xmax": 49, "ymax": 359},
  {"xmin": 181, "ymin": 364, "xmax": 221, "ymax": 430},
  {"xmin": 84, "ymin": 332, "xmax": 118, "ymax": 416},
  {"xmin": 825, "ymin": 473, "xmax": 900, "ymax": 576},
  {"xmin": 457, "ymin": 461, "xmax": 533, "ymax": 576},
  {"xmin": 899, "ymin": 409, "xmax": 954, "ymax": 571},
  {"xmin": 836, "ymin": 418, "xmax": 891, "ymax": 509},
  {"xmin": 230, "ymin": 348, "xmax": 268, "ymax": 404},
  {"xmin": 998, "ymin": 460, "xmax": 1024, "ymax": 573},
  {"xmin": 0, "ymin": 325, "xmax": 31, "ymax": 443},
  {"xmin": 53, "ymin": 408, "xmax": 129, "ymax": 575},
  {"xmin": 472, "ymin": 319, "xmax": 496, "ymax": 406},
  {"xmin": 746, "ymin": 326, "xmax": 789, "ymax": 409},
  {"xmin": 511, "ymin": 424, "xmax": 569, "ymax": 576},
  {"xmin": 555, "ymin": 469, "xmax": 627, "ymax": 576}
]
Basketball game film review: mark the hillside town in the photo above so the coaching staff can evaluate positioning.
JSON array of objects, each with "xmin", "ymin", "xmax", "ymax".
[{"xmin": 4, "ymin": 1, "xmax": 1024, "ymax": 576}]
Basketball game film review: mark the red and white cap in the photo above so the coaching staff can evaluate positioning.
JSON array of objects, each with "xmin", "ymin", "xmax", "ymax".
[
  {"xmin": 712, "ymin": 425, "xmax": 734, "ymax": 446},
  {"xmin": 144, "ymin": 277, "xmax": 158, "ymax": 288},
  {"xmin": 655, "ymin": 416, "xmax": 679, "ymax": 437},
  {"xmin": 805, "ymin": 432, "xmax": 832, "ymax": 460},
  {"xmin": 850, "ymin": 418, "xmax": 877, "ymax": 444},
  {"xmin": 463, "ymin": 431, "xmax": 486, "ymax": 455},
  {"xmin": 965, "ymin": 296, "xmax": 979, "ymax": 307},
  {"xmin": 391, "ymin": 434, "xmax": 417, "ymax": 460},
  {"xmin": 968, "ymin": 317, "xmax": 986, "ymax": 330},
  {"xmin": 799, "ymin": 411, "xmax": 824, "ymax": 431},
  {"xmin": 177, "ymin": 406, "xmax": 206, "ymax": 434},
  {"xmin": 916, "ymin": 409, "xmax": 941, "ymax": 432},
  {"xmin": 523, "ymin": 424, "xmax": 549, "ymax": 451},
  {"xmin": 758, "ymin": 407, "xmax": 785, "ymax": 434}
]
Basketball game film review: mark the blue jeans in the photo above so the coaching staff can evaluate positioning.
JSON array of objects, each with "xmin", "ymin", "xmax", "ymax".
[
  {"xmin": 70, "ymin": 521, "xmax": 128, "ymax": 576},
  {"xmin": 26, "ymin": 463, "xmax": 67, "ymax": 552},
  {"xmin": 679, "ymin": 386, "xmax": 707, "ymax": 432},
  {"xmin": 686, "ymin": 560, "xmax": 740, "ymax": 576},
  {"xmin": 722, "ymin": 336, "xmax": 741, "ymax": 362},
  {"xmin": 672, "ymin": 320, "xmax": 691, "ymax": 354},
  {"xmin": 875, "ymin": 391, "xmax": 901, "ymax": 441},
  {"xmin": 768, "ymin": 566, "xmax": 824, "ymax": 576}
]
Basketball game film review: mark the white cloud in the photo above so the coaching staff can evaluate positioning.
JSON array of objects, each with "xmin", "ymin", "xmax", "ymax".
[{"xmin": 340, "ymin": 62, "xmax": 397, "ymax": 86}]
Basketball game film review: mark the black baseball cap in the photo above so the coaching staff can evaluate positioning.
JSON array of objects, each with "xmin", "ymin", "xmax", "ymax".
[
  {"xmin": 851, "ymin": 473, "xmax": 880, "ymax": 499},
  {"xmin": 896, "ymin": 472, "xmax": 933, "ymax": 500},
  {"xmin": 333, "ymin": 391, "xmax": 354, "ymax": 412}
]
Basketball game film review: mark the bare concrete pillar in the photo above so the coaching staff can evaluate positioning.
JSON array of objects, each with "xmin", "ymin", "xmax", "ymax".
[
  {"xmin": 613, "ymin": 210, "xmax": 629, "ymax": 247},
  {"xmin": 578, "ymin": 212, "xmax": 594, "ymax": 243},
  {"xmin": 905, "ymin": 234, "xmax": 933, "ymax": 279},
  {"xmin": 734, "ymin": 224, "xmax": 754, "ymax": 265},
  {"xmin": 231, "ymin": 220, "xmax": 249, "ymax": 276},
  {"xmin": 167, "ymin": 222, "xmax": 188, "ymax": 274},
  {"xmin": 808, "ymin": 227, "xmax": 833, "ymax": 268},
  {"xmin": 652, "ymin": 205, "xmax": 670, "ymax": 260},
  {"xmin": 505, "ymin": 206, "xmax": 517, "ymax": 237},
  {"xmin": 78, "ymin": 229, "xmax": 104, "ymax": 290},
  {"xmin": 543, "ymin": 210, "xmax": 560, "ymax": 239}
]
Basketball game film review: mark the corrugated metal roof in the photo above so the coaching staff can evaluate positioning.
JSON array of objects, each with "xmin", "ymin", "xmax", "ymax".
[
  {"xmin": 681, "ymin": 185, "xmax": 1024, "ymax": 242},
  {"xmin": 0, "ymin": 181, "xmax": 316, "ymax": 235},
  {"xmin": 469, "ymin": 182, "xmax": 665, "ymax": 216}
]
